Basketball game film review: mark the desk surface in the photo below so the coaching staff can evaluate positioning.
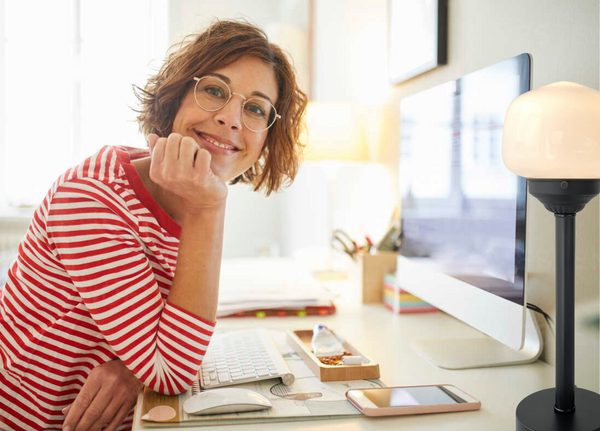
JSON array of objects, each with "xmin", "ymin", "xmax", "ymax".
[{"xmin": 132, "ymin": 275, "xmax": 554, "ymax": 431}]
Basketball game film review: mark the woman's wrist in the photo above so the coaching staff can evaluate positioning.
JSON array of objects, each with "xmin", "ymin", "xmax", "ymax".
[{"xmin": 182, "ymin": 200, "xmax": 227, "ymax": 219}]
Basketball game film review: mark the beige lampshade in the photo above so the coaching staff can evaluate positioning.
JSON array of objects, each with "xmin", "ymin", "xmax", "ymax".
[
  {"xmin": 502, "ymin": 81, "xmax": 600, "ymax": 179},
  {"xmin": 302, "ymin": 102, "xmax": 369, "ymax": 162}
]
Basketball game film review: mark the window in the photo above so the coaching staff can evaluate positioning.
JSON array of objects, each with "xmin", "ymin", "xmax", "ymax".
[{"xmin": 0, "ymin": 0, "xmax": 168, "ymax": 212}]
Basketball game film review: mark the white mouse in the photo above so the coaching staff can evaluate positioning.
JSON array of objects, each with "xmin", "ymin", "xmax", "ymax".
[{"xmin": 183, "ymin": 388, "xmax": 273, "ymax": 415}]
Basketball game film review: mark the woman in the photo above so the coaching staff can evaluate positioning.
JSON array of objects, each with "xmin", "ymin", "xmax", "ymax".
[{"xmin": 0, "ymin": 20, "xmax": 307, "ymax": 431}]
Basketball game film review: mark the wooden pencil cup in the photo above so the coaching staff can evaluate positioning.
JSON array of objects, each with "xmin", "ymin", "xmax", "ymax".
[{"xmin": 356, "ymin": 251, "xmax": 398, "ymax": 303}]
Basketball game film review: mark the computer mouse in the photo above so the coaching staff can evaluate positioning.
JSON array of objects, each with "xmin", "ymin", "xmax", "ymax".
[{"xmin": 183, "ymin": 388, "xmax": 273, "ymax": 415}]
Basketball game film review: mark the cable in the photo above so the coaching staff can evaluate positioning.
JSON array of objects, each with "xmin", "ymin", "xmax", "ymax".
[{"xmin": 527, "ymin": 303, "xmax": 555, "ymax": 336}]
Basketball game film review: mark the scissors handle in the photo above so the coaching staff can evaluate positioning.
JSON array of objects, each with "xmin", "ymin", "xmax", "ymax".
[{"xmin": 331, "ymin": 235, "xmax": 357, "ymax": 260}]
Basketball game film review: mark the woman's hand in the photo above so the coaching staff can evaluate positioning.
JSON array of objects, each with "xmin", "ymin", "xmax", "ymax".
[
  {"xmin": 62, "ymin": 359, "xmax": 144, "ymax": 431},
  {"xmin": 148, "ymin": 133, "xmax": 228, "ymax": 214}
]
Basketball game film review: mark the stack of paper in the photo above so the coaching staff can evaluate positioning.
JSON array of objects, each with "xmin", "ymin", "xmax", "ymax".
[
  {"xmin": 217, "ymin": 258, "xmax": 335, "ymax": 318},
  {"xmin": 383, "ymin": 273, "xmax": 437, "ymax": 314}
]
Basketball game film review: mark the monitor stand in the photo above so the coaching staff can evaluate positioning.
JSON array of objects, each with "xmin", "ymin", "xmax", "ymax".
[{"xmin": 411, "ymin": 309, "xmax": 542, "ymax": 369}]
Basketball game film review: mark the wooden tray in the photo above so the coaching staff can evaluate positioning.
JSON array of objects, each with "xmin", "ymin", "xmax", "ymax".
[{"xmin": 286, "ymin": 329, "xmax": 380, "ymax": 382}]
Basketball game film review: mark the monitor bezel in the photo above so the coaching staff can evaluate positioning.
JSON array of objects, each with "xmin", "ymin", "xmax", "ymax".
[{"xmin": 396, "ymin": 53, "xmax": 532, "ymax": 351}]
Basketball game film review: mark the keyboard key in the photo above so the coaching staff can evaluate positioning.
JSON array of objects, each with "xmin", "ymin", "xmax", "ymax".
[
  {"xmin": 218, "ymin": 372, "xmax": 231, "ymax": 383},
  {"xmin": 256, "ymin": 368, "xmax": 270, "ymax": 377},
  {"xmin": 232, "ymin": 374, "xmax": 248, "ymax": 381}
]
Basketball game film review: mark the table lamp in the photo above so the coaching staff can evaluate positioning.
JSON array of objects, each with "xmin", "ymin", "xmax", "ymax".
[{"xmin": 502, "ymin": 81, "xmax": 600, "ymax": 431}]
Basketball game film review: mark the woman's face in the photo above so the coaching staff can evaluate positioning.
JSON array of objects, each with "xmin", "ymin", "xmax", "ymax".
[{"xmin": 172, "ymin": 56, "xmax": 278, "ymax": 182}]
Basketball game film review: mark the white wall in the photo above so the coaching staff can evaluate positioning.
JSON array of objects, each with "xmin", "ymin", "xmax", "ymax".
[
  {"xmin": 312, "ymin": 1, "xmax": 389, "ymax": 104},
  {"xmin": 311, "ymin": 0, "xmax": 600, "ymax": 389}
]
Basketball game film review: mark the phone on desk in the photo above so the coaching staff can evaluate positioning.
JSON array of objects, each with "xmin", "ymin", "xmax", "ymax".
[{"xmin": 346, "ymin": 384, "xmax": 481, "ymax": 417}]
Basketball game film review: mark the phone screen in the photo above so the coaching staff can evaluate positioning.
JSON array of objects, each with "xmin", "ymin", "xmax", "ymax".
[{"xmin": 356, "ymin": 386, "xmax": 467, "ymax": 407}]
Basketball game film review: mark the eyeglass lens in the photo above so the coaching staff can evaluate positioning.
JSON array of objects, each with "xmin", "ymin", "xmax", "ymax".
[{"xmin": 195, "ymin": 77, "xmax": 277, "ymax": 132}]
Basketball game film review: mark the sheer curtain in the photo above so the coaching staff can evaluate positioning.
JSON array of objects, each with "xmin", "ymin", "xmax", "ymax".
[{"xmin": 0, "ymin": 0, "xmax": 168, "ymax": 212}]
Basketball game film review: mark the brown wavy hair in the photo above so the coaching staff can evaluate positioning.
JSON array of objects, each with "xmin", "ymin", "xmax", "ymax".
[{"xmin": 133, "ymin": 19, "xmax": 308, "ymax": 195}]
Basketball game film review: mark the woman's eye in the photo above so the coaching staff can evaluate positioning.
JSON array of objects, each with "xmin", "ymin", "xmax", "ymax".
[
  {"xmin": 245, "ymin": 103, "xmax": 266, "ymax": 117},
  {"xmin": 204, "ymin": 86, "xmax": 226, "ymax": 98}
]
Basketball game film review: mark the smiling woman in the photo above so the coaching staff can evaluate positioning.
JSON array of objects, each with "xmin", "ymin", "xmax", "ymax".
[
  {"xmin": 135, "ymin": 20, "xmax": 307, "ymax": 195},
  {"xmin": 0, "ymin": 19, "xmax": 307, "ymax": 431}
]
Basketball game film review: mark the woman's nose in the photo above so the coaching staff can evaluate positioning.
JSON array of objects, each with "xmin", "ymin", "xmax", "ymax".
[{"xmin": 213, "ymin": 95, "xmax": 244, "ymax": 131}]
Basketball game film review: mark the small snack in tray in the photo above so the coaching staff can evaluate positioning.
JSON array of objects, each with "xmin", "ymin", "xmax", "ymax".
[{"xmin": 316, "ymin": 351, "xmax": 353, "ymax": 366}]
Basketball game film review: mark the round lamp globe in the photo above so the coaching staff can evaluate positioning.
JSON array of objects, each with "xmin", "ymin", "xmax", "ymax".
[{"xmin": 502, "ymin": 81, "xmax": 600, "ymax": 179}]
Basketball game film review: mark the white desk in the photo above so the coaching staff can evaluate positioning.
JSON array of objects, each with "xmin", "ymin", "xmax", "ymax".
[
  {"xmin": 133, "ymin": 260, "xmax": 554, "ymax": 431},
  {"xmin": 132, "ymin": 276, "xmax": 554, "ymax": 431}
]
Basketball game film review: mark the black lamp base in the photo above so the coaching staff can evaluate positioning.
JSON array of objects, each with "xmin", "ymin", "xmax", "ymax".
[{"xmin": 516, "ymin": 387, "xmax": 600, "ymax": 431}]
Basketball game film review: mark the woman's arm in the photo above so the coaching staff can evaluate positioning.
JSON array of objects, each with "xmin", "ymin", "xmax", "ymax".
[
  {"xmin": 47, "ymin": 180, "xmax": 216, "ymax": 396},
  {"xmin": 46, "ymin": 135, "xmax": 227, "ymax": 400},
  {"xmin": 61, "ymin": 136, "xmax": 227, "ymax": 430},
  {"xmin": 168, "ymin": 205, "xmax": 225, "ymax": 322},
  {"xmin": 147, "ymin": 133, "xmax": 228, "ymax": 323}
]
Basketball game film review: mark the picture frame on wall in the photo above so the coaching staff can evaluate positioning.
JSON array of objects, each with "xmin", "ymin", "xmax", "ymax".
[{"xmin": 388, "ymin": 0, "xmax": 448, "ymax": 84}]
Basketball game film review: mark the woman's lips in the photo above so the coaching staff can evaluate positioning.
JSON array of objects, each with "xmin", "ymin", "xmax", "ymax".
[{"xmin": 194, "ymin": 132, "xmax": 239, "ymax": 155}]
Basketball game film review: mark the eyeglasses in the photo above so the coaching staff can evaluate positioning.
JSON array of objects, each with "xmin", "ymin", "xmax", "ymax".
[{"xmin": 193, "ymin": 76, "xmax": 281, "ymax": 132}]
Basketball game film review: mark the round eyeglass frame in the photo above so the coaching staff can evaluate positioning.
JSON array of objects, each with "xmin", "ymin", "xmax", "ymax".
[{"xmin": 192, "ymin": 76, "xmax": 281, "ymax": 133}]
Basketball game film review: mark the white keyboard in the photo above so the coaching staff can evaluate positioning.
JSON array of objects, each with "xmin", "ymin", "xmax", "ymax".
[{"xmin": 199, "ymin": 329, "xmax": 295, "ymax": 389}]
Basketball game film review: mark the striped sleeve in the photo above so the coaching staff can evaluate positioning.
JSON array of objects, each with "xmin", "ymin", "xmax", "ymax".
[{"xmin": 45, "ymin": 178, "xmax": 215, "ymax": 395}]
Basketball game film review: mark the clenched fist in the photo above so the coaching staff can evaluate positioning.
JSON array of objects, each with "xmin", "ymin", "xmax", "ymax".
[{"xmin": 147, "ymin": 133, "xmax": 228, "ymax": 213}]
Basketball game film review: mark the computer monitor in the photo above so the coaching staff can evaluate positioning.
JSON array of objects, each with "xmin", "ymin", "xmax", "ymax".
[{"xmin": 397, "ymin": 53, "xmax": 542, "ymax": 369}]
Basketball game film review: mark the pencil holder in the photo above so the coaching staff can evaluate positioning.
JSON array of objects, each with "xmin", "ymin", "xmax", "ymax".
[{"xmin": 354, "ymin": 251, "xmax": 398, "ymax": 304}]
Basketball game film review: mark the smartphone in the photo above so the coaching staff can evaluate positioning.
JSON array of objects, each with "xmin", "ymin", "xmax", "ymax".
[{"xmin": 346, "ymin": 384, "xmax": 481, "ymax": 417}]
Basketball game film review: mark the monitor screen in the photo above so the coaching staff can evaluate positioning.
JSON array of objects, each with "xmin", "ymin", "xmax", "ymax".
[{"xmin": 399, "ymin": 53, "xmax": 530, "ymax": 306}]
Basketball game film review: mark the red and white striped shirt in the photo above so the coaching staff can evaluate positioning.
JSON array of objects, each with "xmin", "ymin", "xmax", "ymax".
[{"xmin": 0, "ymin": 146, "xmax": 216, "ymax": 430}]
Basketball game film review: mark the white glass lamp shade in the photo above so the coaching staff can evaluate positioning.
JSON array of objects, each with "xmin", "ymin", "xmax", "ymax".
[{"xmin": 502, "ymin": 82, "xmax": 600, "ymax": 179}]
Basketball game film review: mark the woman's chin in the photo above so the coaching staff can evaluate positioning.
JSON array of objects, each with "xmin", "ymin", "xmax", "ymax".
[{"xmin": 210, "ymin": 164, "xmax": 232, "ymax": 183}]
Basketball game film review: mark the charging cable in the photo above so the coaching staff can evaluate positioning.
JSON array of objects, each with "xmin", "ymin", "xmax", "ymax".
[{"xmin": 527, "ymin": 303, "xmax": 555, "ymax": 335}]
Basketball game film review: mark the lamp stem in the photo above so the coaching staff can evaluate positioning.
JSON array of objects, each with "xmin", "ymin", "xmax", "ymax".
[
  {"xmin": 516, "ymin": 179, "xmax": 600, "ymax": 430},
  {"xmin": 554, "ymin": 213, "xmax": 575, "ymax": 413}
]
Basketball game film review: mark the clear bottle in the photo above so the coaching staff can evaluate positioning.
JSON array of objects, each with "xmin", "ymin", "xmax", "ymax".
[{"xmin": 311, "ymin": 324, "xmax": 344, "ymax": 357}]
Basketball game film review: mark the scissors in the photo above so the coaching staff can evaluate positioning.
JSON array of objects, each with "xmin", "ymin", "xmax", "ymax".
[{"xmin": 331, "ymin": 229, "xmax": 359, "ymax": 260}]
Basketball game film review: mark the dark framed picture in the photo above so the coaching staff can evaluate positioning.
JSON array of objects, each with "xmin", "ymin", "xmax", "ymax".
[{"xmin": 388, "ymin": 0, "xmax": 448, "ymax": 84}]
